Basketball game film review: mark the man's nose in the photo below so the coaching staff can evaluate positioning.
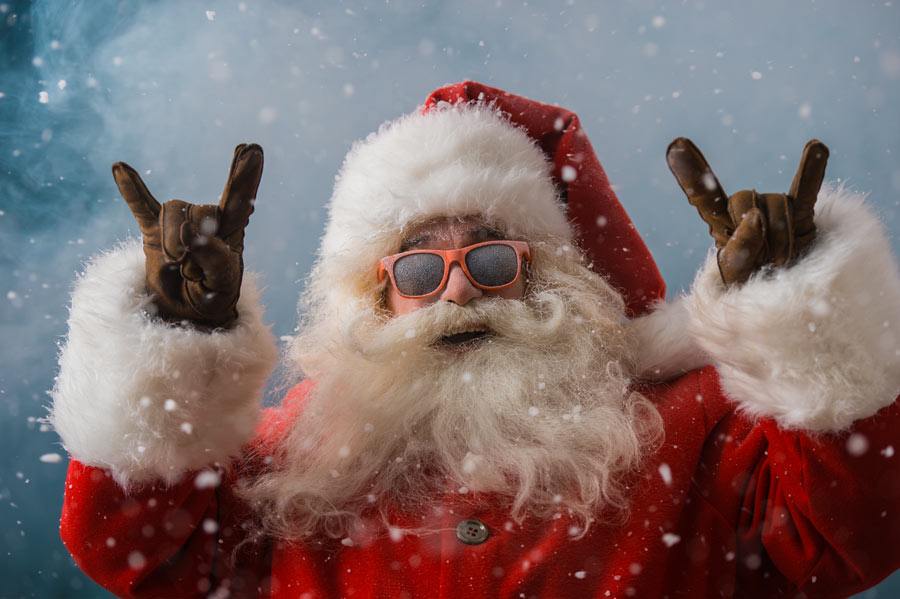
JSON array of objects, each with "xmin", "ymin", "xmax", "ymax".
[{"xmin": 439, "ymin": 263, "xmax": 482, "ymax": 306}]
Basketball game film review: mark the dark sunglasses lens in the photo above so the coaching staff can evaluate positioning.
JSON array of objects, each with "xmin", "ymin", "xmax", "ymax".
[
  {"xmin": 465, "ymin": 244, "xmax": 519, "ymax": 287},
  {"xmin": 393, "ymin": 253, "xmax": 445, "ymax": 296}
]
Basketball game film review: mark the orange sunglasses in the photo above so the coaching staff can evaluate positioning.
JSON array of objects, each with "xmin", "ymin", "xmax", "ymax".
[{"xmin": 377, "ymin": 240, "xmax": 531, "ymax": 299}]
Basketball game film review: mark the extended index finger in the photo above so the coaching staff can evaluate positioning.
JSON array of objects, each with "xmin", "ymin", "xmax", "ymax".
[
  {"xmin": 666, "ymin": 137, "xmax": 733, "ymax": 247},
  {"xmin": 218, "ymin": 143, "xmax": 264, "ymax": 247},
  {"xmin": 112, "ymin": 162, "xmax": 161, "ymax": 236}
]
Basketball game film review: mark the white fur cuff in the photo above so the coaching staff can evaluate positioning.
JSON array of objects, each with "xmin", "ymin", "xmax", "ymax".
[
  {"xmin": 686, "ymin": 187, "xmax": 900, "ymax": 432},
  {"xmin": 629, "ymin": 296, "xmax": 710, "ymax": 381},
  {"xmin": 49, "ymin": 241, "xmax": 279, "ymax": 486}
]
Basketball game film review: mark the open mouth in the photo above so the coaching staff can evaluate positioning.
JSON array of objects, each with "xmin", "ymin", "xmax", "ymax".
[{"xmin": 438, "ymin": 329, "xmax": 491, "ymax": 348}]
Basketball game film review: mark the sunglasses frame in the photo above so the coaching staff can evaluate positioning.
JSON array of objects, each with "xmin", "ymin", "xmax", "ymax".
[{"xmin": 378, "ymin": 240, "xmax": 531, "ymax": 299}]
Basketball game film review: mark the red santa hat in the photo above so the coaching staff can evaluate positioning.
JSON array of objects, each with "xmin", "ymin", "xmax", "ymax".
[{"xmin": 319, "ymin": 81, "xmax": 665, "ymax": 316}]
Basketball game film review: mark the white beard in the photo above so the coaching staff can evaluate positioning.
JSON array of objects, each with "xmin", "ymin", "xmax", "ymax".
[{"xmin": 239, "ymin": 242, "xmax": 663, "ymax": 541}]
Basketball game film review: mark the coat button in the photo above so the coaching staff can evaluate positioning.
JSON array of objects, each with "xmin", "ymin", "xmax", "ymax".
[{"xmin": 456, "ymin": 518, "xmax": 489, "ymax": 545}]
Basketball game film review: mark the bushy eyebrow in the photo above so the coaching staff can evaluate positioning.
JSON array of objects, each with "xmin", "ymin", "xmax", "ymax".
[
  {"xmin": 400, "ymin": 233, "xmax": 433, "ymax": 251},
  {"xmin": 471, "ymin": 226, "xmax": 505, "ymax": 242},
  {"xmin": 400, "ymin": 225, "xmax": 504, "ymax": 252}
]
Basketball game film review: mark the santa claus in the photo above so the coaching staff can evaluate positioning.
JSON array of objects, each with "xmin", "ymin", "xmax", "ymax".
[{"xmin": 51, "ymin": 82, "xmax": 900, "ymax": 598}]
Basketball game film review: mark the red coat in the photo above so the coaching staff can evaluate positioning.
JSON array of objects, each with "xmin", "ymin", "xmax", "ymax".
[{"xmin": 60, "ymin": 367, "xmax": 900, "ymax": 598}]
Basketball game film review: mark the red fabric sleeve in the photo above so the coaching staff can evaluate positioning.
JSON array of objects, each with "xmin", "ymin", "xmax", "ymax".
[
  {"xmin": 695, "ymin": 371, "xmax": 900, "ymax": 597},
  {"xmin": 61, "ymin": 462, "xmax": 274, "ymax": 598},
  {"xmin": 60, "ymin": 461, "xmax": 221, "ymax": 597},
  {"xmin": 58, "ymin": 383, "xmax": 316, "ymax": 597}
]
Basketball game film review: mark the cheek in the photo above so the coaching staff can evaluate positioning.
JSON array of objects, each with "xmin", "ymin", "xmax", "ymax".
[
  {"xmin": 494, "ymin": 276, "xmax": 526, "ymax": 300},
  {"xmin": 386, "ymin": 285, "xmax": 432, "ymax": 316}
]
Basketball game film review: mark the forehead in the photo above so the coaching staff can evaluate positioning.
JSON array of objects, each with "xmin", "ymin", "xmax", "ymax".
[{"xmin": 401, "ymin": 216, "xmax": 502, "ymax": 243}]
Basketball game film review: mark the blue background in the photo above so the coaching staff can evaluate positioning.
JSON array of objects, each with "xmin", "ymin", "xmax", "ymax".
[{"xmin": 1, "ymin": 0, "xmax": 898, "ymax": 596}]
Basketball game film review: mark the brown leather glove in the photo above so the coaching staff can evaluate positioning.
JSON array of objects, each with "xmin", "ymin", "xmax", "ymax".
[
  {"xmin": 666, "ymin": 137, "xmax": 829, "ymax": 286},
  {"xmin": 112, "ymin": 144, "xmax": 264, "ymax": 329}
]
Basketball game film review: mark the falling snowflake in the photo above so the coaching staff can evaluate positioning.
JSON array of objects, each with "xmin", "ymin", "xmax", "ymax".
[
  {"xmin": 846, "ymin": 433, "xmax": 869, "ymax": 456},
  {"xmin": 258, "ymin": 106, "xmax": 277, "ymax": 124},
  {"xmin": 39, "ymin": 453, "xmax": 62, "ymax": 464},
  {"xmin": 744, "ymin": 554, "xmax": 762, "ymax": 570},
  {"xmin": 661, "ymin": 533, "xmax": 681, "ymax": 547},
  {"xmin": 462, "ymin": 453, "xmax": 481, "ymax": 474},
  {"xmin": 701, "ymin": 173, "xmax": 718, "ymax": 191},
  {"xmin": 658, "ymin": 463, "xmax": 673, "ymax": 486},
  {"xmin": 127, "ymin": 551, "xmax": 147, "ymax": 570},
  {"xmin": 194, "ymin": 470, "xmax": 221, "ymax": 489}
]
